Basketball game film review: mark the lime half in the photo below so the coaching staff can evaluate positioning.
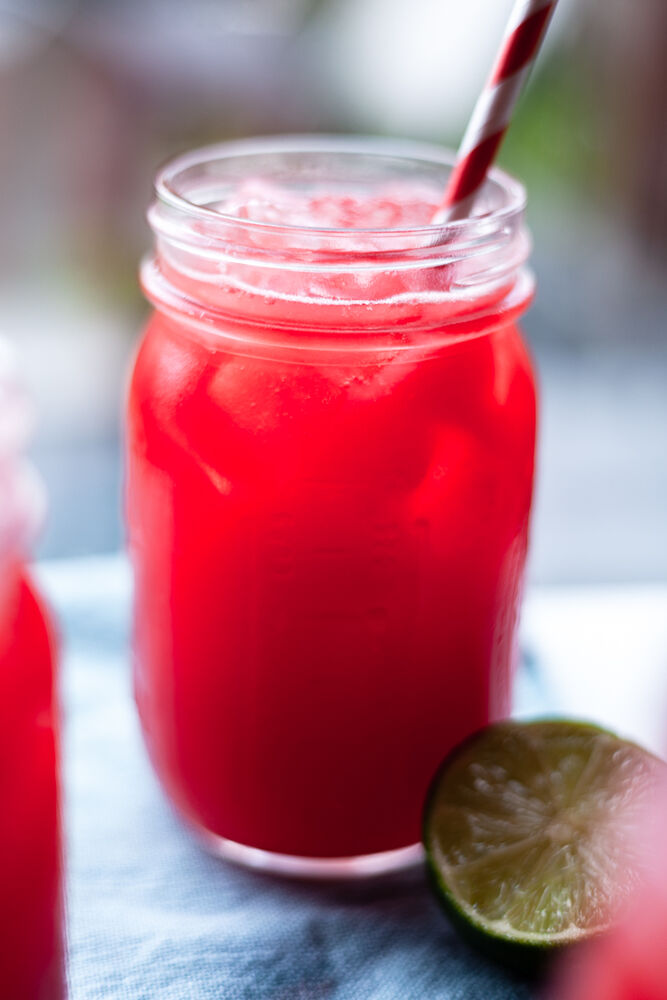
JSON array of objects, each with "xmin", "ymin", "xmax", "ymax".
[{"xmin": 423, "ymin": 720, "xmax": 664, "ymax": 972}]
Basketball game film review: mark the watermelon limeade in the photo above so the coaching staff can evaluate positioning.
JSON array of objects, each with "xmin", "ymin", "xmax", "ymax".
[
  {"xmin": 128, "ymin": 139, "xmax": 537, "ymax": 873},
  {"xmin": 0, "ymin": 573, "xmax": 62, "ymax": 997},
  {"xmin": 0, "ymin": 347, "xmax": 63, "ymax": 995}
]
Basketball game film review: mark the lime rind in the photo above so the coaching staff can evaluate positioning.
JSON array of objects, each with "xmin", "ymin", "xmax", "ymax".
[{"xmin": 423, "ymin": 719, "xmax": 664, "ymax": 972}]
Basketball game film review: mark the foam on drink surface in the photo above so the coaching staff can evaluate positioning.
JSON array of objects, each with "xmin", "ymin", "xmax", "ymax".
[
  {"xmin": 164, "ymin": 178, "xmax": 519, "ymax": 339},
  {"xmin": 196, "ymin": 180, "xmax": 464, "ymax": 319},
  {"xmin": 214, "ymin": 179, "xmax": 441, "ymax": 231}
]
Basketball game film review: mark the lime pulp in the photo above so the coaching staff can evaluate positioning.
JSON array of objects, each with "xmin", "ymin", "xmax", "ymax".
[{"xmin": 423, "ymin": 720, "xmax": 664, "ymax": 970}]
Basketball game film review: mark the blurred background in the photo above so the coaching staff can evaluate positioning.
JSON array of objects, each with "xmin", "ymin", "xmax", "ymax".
[{"xmin": 0, "ymin": 0, "xmax": 665, "ymax": 582}]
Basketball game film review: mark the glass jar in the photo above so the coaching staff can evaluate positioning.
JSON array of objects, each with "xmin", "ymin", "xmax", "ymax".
[
  {"xmin": 0, "ymin": 340, "xmax": 64, "ymax": 994},
  {"xmin": 128, "ymin": 136, "xmax": 537, "ymax": 876}
]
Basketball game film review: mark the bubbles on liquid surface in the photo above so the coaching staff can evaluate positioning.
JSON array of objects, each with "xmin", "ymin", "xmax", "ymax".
[{"xmin": 212, "ymin": 178, "xmax": 441, "ymax": 230}]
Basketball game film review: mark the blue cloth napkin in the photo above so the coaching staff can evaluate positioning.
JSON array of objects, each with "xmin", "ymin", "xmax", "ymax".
[{"xmin": 39, "ymin": 556, "xmax": 540, "ymax": 1000}]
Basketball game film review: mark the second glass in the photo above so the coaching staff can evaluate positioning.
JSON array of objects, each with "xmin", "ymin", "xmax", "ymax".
[
  {"xmin": 0, "ymin": 342, "xmax": 63, "ymax": 994},
  {"xmin": 127, "ymin": 137, "xmax": 537, "ymax": 875}
]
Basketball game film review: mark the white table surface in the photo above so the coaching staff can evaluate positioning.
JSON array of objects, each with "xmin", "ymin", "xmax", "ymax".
[{"xmin": 520, "ymin": 584, "xmax": 667, "ymax": 755}]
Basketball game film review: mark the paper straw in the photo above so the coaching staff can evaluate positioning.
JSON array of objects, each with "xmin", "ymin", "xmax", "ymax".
[{"xmin": 432, "ymin": 0, "xmax": 558, "ymax": 224}]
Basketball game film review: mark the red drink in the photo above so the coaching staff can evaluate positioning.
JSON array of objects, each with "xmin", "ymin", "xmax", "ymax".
[
  {"xmin": 0, "ymin": 349, "xmax": 63, "ymax": 995},
  {"xmin": 128, "ymin": 139, "xmax": 537, "ymax": 874}
]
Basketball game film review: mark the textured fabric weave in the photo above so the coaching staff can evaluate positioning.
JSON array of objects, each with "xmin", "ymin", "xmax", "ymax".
[{"xmin": 40, "ymin": 556, "xmax": 549, "ymax": 1000}]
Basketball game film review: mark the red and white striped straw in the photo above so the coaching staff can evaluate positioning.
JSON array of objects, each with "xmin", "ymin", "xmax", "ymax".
[{"xmin": 432, "ymin": 0, "xmax": 558, "ymax": 224}]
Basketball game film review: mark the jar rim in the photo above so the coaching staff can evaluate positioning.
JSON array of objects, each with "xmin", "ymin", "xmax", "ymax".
[
  {"xmin": 0, "ymin": 340, "xmax": 42, "ymax": 558},
  {"xmin": 145, "ymin": 135, "xmax": 533, "ymax": 343},
  {"xmin": 0, "ymin": 339, "xmax": 32, "ymax": 458},
  {"xmin": 153, "ymin": 134, "xmax": 527, "ymax": 241}
]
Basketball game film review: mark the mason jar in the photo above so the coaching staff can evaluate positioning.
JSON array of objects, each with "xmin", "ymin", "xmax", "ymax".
[
  {"xmin": 128, "ymin": 136, "xmax": 537, "ymax": 876},
  {"xmin": 0, "ymin": 340, "xmax": 63, "ymax": 993}
]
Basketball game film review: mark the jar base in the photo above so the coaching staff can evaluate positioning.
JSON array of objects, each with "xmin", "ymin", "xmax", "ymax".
[{"xmin": 196, "ymin": 828, "xmax": 424, "ymax": 879}]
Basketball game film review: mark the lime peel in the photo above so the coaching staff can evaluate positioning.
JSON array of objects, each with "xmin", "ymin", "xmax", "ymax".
[{"xmin": 423, "ymin": 720, "xmax": 665, "ymax": 971}]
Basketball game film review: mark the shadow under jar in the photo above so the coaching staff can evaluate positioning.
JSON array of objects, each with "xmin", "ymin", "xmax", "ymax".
[{"xmin": 127, "ymin": 136, "xmax": 537, "ymax": 877}]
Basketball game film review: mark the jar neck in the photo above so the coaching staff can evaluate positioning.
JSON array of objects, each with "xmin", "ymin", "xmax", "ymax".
[
  {"xmin": 143, "ymin": 137, "xmax": 533, "ymax": 347},
  {"xmin": 0, "ymin": 340, "xmax": 44, "ymax": 565}
]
